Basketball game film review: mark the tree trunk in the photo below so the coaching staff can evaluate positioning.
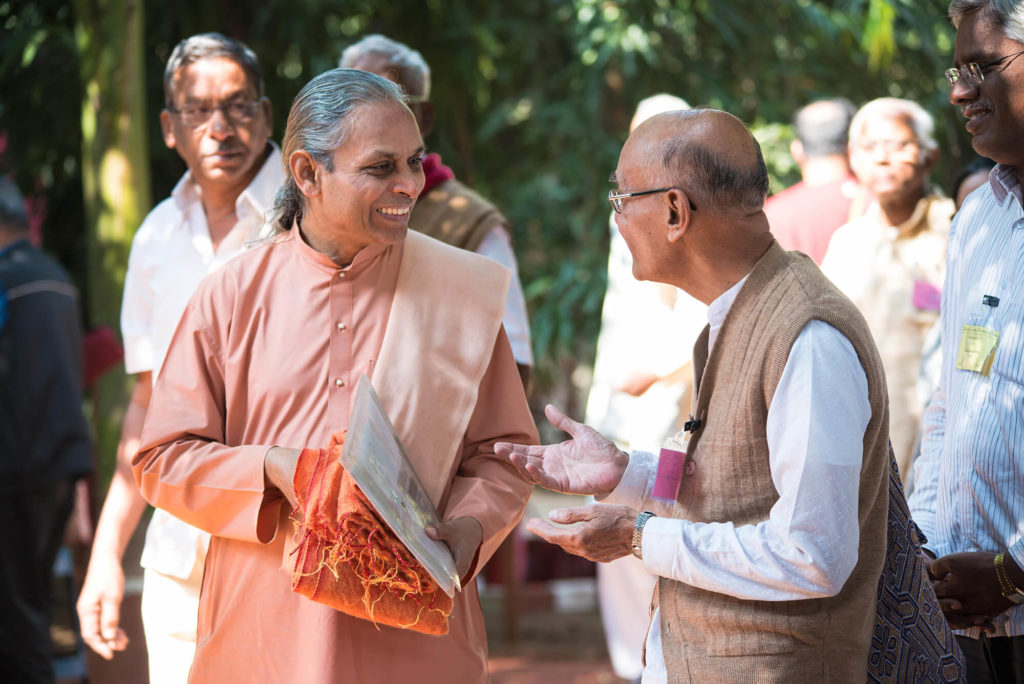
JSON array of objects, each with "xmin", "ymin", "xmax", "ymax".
[{"xmin": 73, "ymin": 0, "xmax": 150, "ymax": 484}]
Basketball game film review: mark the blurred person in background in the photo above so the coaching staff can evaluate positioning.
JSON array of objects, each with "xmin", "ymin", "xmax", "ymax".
[
  {"xmin": 0, "ymin": 176, "xmax": 92, "ymax": 683},
  {"xmin": 75, "ymin": 33, "xmax": 281, "ymax": 682},
  {"xmin": 584, "ymin": 93, "xmax": 707, "ymax": 683},
  {"xmin": 764, "ymin": 97, "xmax": 861, "ymax": 264},
  {"xmin": 821, "ymin": 97, "xmax": 952, "ymax": 486},
  {"xmin": 340, "ymin": 34, "xmax": 533, "ymax": 389},
  {"xmin": 953, "ymin": 155, "xmax": 997, "ymax": 209}
]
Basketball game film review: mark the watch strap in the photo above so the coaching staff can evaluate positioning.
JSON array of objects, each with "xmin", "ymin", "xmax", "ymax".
[{"xmin": 631, "ymin": 511, "xmax": 656, "ymax": 559}]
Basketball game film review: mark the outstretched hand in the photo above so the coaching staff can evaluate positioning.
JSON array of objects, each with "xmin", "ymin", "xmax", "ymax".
[
  {"xmin": 526, "ymin": 504, "xmax": 638, "ymax": 563},
  {"xmin": 494, "ymin": 404, "xmax": 629, "ymax": 496}
]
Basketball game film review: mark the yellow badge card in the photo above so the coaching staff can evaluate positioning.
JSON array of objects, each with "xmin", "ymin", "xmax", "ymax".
[{"xmin": 957, "ymin": 325, "xmax": 999, "ymax": 376}]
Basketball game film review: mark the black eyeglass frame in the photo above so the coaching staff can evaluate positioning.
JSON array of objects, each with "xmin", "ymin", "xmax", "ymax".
[
  {"xmin": 165, "ymin": 98, "xmax": 266, "ymax": 128},
  {"xmin": 607, "ymin": 187, "xmax": 697, "ymax": 214},
  {"xmin": 945, "ymin": 49, "xmax": 1024, "ymax": 88}
]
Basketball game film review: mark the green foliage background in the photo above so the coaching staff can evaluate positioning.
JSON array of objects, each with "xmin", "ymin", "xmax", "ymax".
[{"xmin": 3, "ymin": 0, "xmax": 968, "ymax": 438}]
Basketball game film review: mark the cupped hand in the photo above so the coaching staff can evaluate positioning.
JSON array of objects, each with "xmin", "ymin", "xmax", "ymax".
[
  {"xmin": 494, "ymin": 404, "xmax": 628, "ymax": 496},
  {"xmin": 77, "ymin": 554, "xmax": 129, "ymax": 659},
  {"xmin": 526, "ymin": 503, "xmax": 638, "ymax": 563}
]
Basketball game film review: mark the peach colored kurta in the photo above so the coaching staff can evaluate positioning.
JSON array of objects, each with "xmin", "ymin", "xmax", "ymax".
[{"xmin": 133, "ymin": 228, "xmax": 536, "ymax": 683}]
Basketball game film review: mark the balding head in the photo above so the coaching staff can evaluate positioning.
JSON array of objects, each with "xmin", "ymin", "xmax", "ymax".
[
  {"xmin": 613, "ymin": 109, "xmax": 772, "ymax": 300},
  {"xmin": 793, "ymin": 98, "xmax": 856, "ymax": 159},
  {"xmin": 626, "ymin": 109, "xmax": 769, "ymax": 216}
]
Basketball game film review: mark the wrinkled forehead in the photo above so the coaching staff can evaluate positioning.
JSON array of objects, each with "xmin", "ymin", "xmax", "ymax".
[
  {"xmin": 854, "ymin": 114, "xmax": 916, "ymax": 142},
  {"xmin": 169, "ymin": 56, "xmax": 259, "ymax": 101},
  {"xmin": 955, "ymin": 10, "xmax": 1024, "ymax": 62},
  {"xmin": 338, "ymin": 101, "xmax": 423, "ymax": 155}
]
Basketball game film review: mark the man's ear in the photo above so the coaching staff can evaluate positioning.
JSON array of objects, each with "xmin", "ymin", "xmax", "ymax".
[
  {"xmin": 160, "ymin": 110, "xmax": 176, "ymax": 150},
  {"xmin": 290, "ymin": 151, "xmax": 320, "ymax": 199},
  {"xmin": 790, "ymin": 139, "xmax": 806, "ymax": 167},
  {"xmin": 666, "ymin": 188, "xmax": 693, "ymax": 243}
]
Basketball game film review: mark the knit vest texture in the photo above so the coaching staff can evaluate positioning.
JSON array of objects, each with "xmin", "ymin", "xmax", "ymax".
[
  {"xmin": 410, "ymin": 178, "xmax": 509, "ymax": 252},
  {"xmin": 659, "ymin": 242, "xmax": 890, "ymax": 682}
]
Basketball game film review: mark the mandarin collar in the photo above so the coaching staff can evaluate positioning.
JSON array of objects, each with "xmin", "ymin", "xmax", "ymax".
[{"xmin": 287, "ymin": 221, "xmax": 397, "ymax": 275}]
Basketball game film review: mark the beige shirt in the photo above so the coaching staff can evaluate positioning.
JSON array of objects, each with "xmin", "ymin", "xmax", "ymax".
[
  {"xmin": 133, "ymin": 228, "xmax": 536, "ymax": 683},
  {"xmin": 821, "ymin": 191, "xmax": 953, "ymax": 480}
]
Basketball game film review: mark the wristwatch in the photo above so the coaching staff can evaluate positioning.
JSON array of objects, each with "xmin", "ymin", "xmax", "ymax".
[
  {"xmin": 631, "ymin": 511, "xmax": 656, "ymax": 560},
  {"xmin": 994, "ymin": 552, "xmax": 1024, "ymax": 605}
]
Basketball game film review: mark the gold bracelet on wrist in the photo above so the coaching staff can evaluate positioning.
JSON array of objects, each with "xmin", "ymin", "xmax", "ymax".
[{"xmin": 995, "ymin": 552, "xmax": 1024, "ymax": 605}]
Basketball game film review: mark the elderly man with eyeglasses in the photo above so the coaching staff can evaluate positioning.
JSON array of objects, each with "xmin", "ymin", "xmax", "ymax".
[
  {"xmin": 821, "ymin": 97, "xmax": 954, "ymax": 489},
  {"xmin": 497, "ymin": 108, "xmax": 963, "ymax": 682},
  {"xmin": 907, "ymin": 1, "xmax": 1024, "ymax": 680},
  {"xmin": 75, "ymin": 32, "xmax": 282, "ymax": 683}
]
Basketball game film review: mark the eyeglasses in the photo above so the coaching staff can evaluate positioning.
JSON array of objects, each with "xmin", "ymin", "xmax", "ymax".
[
  {"xmin": 855, "ymin": 138, "xmax": 921, "ymax": 159},
  {"xmin": 608, "ymin": 187, "xmax": 697, "ymax": 213},
  {"xmin": 167, "ymin": 99, "xmax": 265, "ymax": 128},
  {"xmin": 945, "ymin": 49, "xmax": 1024, "ymax": 88}
]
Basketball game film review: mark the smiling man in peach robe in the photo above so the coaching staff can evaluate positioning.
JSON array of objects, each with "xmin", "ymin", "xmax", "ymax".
[{"xmin": 132, "ymin": 68, "xmax": 536, "ymax": 682}]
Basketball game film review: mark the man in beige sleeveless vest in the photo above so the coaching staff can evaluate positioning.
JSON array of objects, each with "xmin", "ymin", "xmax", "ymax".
[{"xmin": 498, "ymin": 109, "xmax": 962, "ymax": 682}]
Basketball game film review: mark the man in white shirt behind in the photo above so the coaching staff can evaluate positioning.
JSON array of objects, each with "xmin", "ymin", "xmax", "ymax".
[
  {"xmin": 497, "ymin": 109, "xmax": 961, "ymax": 681},
  {"xmin": 75, "ymin": 33, "xmax": 283, "ymax": 683}
]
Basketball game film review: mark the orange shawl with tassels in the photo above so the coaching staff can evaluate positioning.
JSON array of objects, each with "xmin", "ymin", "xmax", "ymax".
[{"xmin": 288, "ymin": 432, "xmax": 453, "ymax": 635}]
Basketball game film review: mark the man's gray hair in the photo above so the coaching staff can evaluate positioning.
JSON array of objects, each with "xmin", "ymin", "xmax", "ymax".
[
  {"xmin": 0, "ymin": 177, "xmax": 28, "ymax": 232},
  {"xmin": 270, "ymin": 69, "xmax": 407, "ymax": 232},
  {"xmin": 950, "ymin": 0, "xmax": 1024, "ymax": 43},
  {"xmin": 849, "ymin": 97, "xmax": 939, "ymax": 158},
  {"xmin": 338, "ymin": 34, "xmax": 431, "ymax": 100},
  {"xmin": 794, "ymin": 98, "xmax": 857, "ymax": 158},
  {"xmin": 163, "ymin": 32, "xmax": 263, "ymax": 107},
  {"xmin": 661, "ymin": 118, "xmax": 770, "ymax": 215}
]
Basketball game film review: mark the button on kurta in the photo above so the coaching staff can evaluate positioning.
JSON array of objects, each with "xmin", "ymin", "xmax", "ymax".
[
  {"xmin": 338, "ymin": 271, "xmax": 346, "ymax": 278},
  {"xmin": 335, "ymin": 378, "xmax": 345, "ymax": 387},
  {"xmin": 337, "ymin": 322, "xmax": 346, "ymax": 331}
]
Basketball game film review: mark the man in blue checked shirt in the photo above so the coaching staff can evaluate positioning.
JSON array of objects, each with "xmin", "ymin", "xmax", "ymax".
[{"xmin": 910, "ymin": 1, "xmax": 1024, "ymax": 680}]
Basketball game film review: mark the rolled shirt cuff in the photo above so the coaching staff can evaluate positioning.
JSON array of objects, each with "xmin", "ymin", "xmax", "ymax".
[{"xmin": 597, "ymin": 449, "xmax": 656, "ymax": 510}]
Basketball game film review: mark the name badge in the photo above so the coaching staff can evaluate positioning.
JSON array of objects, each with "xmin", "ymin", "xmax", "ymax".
[
  {"xmin": 652, "ymin": 447, "xmax": 685, "ymax": 501},
  {"xmin": 957, "ymin": 324, "xmax": 999, "ymax": 376}
]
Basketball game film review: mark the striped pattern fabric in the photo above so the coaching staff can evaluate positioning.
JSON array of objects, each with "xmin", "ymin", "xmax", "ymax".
[{"xmin": 909, "ymin": 164, "xmax": 1024, "ymax": 639}]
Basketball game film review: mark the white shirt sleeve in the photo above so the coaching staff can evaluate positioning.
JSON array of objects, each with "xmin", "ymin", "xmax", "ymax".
[
  {"xmin": 475, "ymin": 225, "xmax": 533, "ymax": 366},
  {"xmin": 638, "ymin": 320, "xmax": 871, "ymax": 600},
  {"xmin": 907, "ymin": 380, "xmax": 945, "ymax": 549},
  {"xmin": 120, "ymin": 230, "xmax": 157, "ymax": 374}
]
